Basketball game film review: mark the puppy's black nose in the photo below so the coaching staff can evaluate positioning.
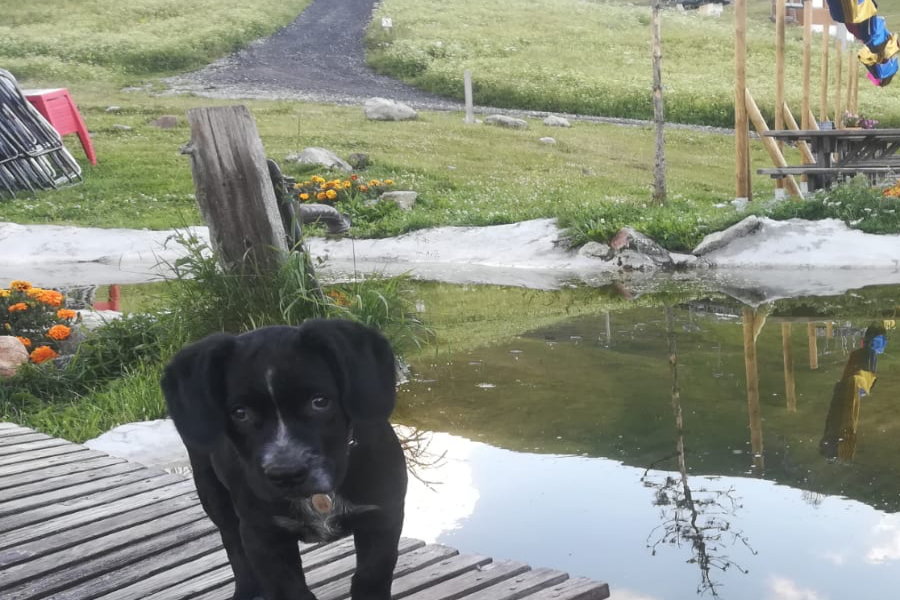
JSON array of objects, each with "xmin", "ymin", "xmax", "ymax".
[{"xmin": 264, "ymin": 463, "xmax": 310, "ymax": 487}]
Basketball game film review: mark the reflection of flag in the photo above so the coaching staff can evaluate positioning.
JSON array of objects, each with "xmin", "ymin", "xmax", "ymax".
[
  {"xmin": 819, "ymin": 347, "xmax": 877, "ymax": 461},
  {"xmin": 824, "ymin": 1, "xmax": 900, "ymax": 86}
]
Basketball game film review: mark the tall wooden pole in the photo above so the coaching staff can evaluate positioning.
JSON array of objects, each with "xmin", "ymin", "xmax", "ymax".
[
  {"xmin": 735, "ymin": 0, "xmax": 751, "ymax": 200},
  {"xmin": 834, "ymin": 35, "xmax": 844, "ymax": 127},
  {"xmin": 652, "ymin": 0, "xmax": 667, "ymax": 204},
  {"xmin": 775, "ymin": 0, "xmax": 786, "ymax": 194},
  {"xmin": 807, "ymin": 322, "xmax": 819, "ymax": 369},
  {"xmin": 851, "ymin": 54, "xmax": 860, "ymax": 113},
  {"xmin": 820, "ymin": 16, "xmax": 831, "ymax": 122},
  {"xmin": 782, "ymin": 323, "xmax": 797, "ymax": 412},
  {"xmin": 743, "ymin": 308, "xmax": 766, "ymax": 473}
]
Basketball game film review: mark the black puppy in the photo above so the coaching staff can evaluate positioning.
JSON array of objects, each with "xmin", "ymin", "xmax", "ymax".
[{"xmin": 161, "ymin": 319, "xmax": 407, "ymax": 600}]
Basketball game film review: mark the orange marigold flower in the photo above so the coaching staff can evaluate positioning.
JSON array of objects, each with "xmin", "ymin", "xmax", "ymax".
[
  {"xmin": 30, "ymin": 346, "xmax": 59, "ymax": 364},
  {"xmin": 25, "ymin": 287, "xmax": 45, "ymax": 298},
  {"xmin": 16, "ymin": 336, "xmax": 31, "ymax": 348},
  {"xmin": 48, "ymin": 324, "xmax": 71, "ymax": 341},
  {"xmin": 9, "ymin": 280, "xmax": 32, "ymax": 292},
  {"xmin": 299, "ymin": 193, "xmax": 310, "ymax": 201},
  {"xmin": 343, "ymin": 181, "xmax": 352, "ymax": 188},
  {"xmin": 57, "ymin": 309, "xmax": 77, "ymax": 320},
  {"xmin": 325, "ymin": 189, "xmax": 338, "ymax": 200},
  {"xmin": 385, "ymin": 179, "xmax": 394, "ymax": 185},
  {"xmin": 39, "ymin": 290, "xmax": 64, "ymax": 307},
  {"xmin": 358, "ymin": 185, "xmax": 369, "ymax": 192},
  {"xmin": 369, "ymin": 180, "xmax": 380, "ymax": 187},
  {"xmin": 8, "ymin": 303, "xmax": 28, "ymax": 313},
  {"xmin": 327, "ymin": 290, "xmax": 350, "ymax": 307},
  {"xmin": 316, "ymin": 192, "xmax": 327, "ymax": 201}
]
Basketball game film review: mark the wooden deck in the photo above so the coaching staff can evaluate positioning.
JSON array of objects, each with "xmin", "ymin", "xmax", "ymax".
[{"xmin": 0, "ymin": 422, "xmax": 610, "ymax": 600}]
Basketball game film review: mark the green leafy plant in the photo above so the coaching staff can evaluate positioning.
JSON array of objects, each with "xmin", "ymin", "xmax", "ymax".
[{"xmin": 1, "ymin": 280, "xmax": 78, "ymax": 363}]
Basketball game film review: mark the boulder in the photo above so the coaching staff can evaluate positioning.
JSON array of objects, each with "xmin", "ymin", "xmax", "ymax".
[
  {"xmin": 0, "ymin": 336, "xmax": 28, "ymax": 378},
  {"xmin": 364, "ymin": 98, "xmax": 418, "ymax": 121},
  {"xmin": 543, "ymin": 115, "xmax": 571, "ymax": 128},
  {"xmin": 615, "ymin": 249, "xmax": 658, "ymax": 271},
  {"xmin": 609, "ymin": 227, "xmax": 673, "ymax": 267},
  {"xmin": 692, "ymin": 216, "xmax": 761, "ymax": 256},
  {"xmin": 670, "ymin": 252, "xmax": 700, "ymax": 268},
  {"xmin": 348, "ymin": 153, "xmax": 369, "ymax": 170},
  {"xmin": 578, "ymin": 241, "xmax": 611, "ymax": 259},
  {"xmin": 539, "ymin": 137, "xmax": 557, "ymax": 145},
  {"xmin": 380, "ymin": 191, "xmax": 418, "ymax": 211},
  {"xmin": 285, "ymin": 147, "xmax": 353, "ymax": 172},
  {"xmin": 485, "ymin": 115, "xmax": 528, "ymax": 129}
]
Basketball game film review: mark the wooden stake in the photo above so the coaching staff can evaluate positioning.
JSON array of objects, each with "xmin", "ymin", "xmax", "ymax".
[
  {"xmin": 802, "ymin": 0, "xmax": 812, "ymax": 131},
  {"xmin": 820, "ymin": 16, "xmax": 831, "ymax": 122},
  {"xmin": 782, "ymin": 323, "xmax": 797, "ymax": 412},
  {"xmin": 826, "ymin": 321, "xmax": 834, "ymax": 338},
  {"xmin": 807, "ymin": 322, "xmax": 819, "ymax": 369},
  {"xmin": 775, "ymin": 0, "xmax": 786, "ymax": 192},
  {"xmin": 464, "ymin": 70, "xmax": 475, "ymax": 124},
  {"xmin": 746, "ymin": 89, "xmax": 802, "ymax": 197},
  {"xmin": 735, "ymin": 0, "xmax": 751, "ymax": 200},
  {"xmin": 743, "ymin": 308, "xmax": 766, "ymax": 472},
  {"xmin": 834, "ymin": 36, "xmax": 844, "ymax": 127},
  {"xmin": 851, "ymin": 55, "xmax": 860, "ymax": 113},
  {"xmin": 652, "ymin": 0, "xmax": 666, "ymax": 204},
  {"xmin": 784, "ymin": 101, "xmax": 815, "ymax": 165}
]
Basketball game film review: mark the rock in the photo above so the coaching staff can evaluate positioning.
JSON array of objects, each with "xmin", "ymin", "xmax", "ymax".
[
  {"xmin": 539, "ymin": 137, "xmax": 557, "ymax": 145},
  {"xmin": 543, "ymin": 115, "xmax": 571, "ymax": 128},
  {"xmin": 0, "ymin": 336, "xmax": 28, "ymax": 378},
  {"xmin": 578, "ymin": 241, "xmax": 611, "ymax": 259},
  {"xmin": 692, "ymin": 215, "xmax": 762, "ymax": 256},
  {"xmin": 150, "ymin": 115, "xmax": 179, "ymax": 129},
  {"xmin": 113, "ymin": 124, "xmax": 132, "ymax": 131},
  {"xmin": 364, "ymin": 98, "xmax": 418, "ymax": 121},
  {"xmin": 670, "ymin": 252, "xmax": 699, "ymax": 268},
  {"xmin": 105, "ymin": 106, "xmax": 122, "ymax": 113},
  {"xmin": 285, "ymin": 147, "xmax": 353, "ymax": 172},
  {"xmin": 615, "ymin": 249, "xmax": 658, "ymax": 271},
  {"xmin": 348, "ymin": 153, "xmax": 369, "ymax": 170},
  {"xmin": 485, "ymin": 115, "xmax": 528, "ymax": 129},
  {"xmin": 608, "ymin": 227, "xmax": 673, "ymax": 267},
  {"xmin": 380, "ymin": 191, "xmax": 418, "ymax": 210}
]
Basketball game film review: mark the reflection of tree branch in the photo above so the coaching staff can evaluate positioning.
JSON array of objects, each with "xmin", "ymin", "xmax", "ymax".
[
  {"xmin": 639, "ymin": 308, "xmax": 756, "ymax": 598},
  {"xmin": 396, "ymin": 426, "xmax": 448, "ymax": 491}
]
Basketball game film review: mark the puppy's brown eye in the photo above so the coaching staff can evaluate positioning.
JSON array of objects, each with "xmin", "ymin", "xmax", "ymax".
[
  {"xmin": 231, "ymin": 406, "xmax": 250, "ymax": 421},
  {"xmin": 310, "ymin": 396, "xmax": 331, "ymax": 411}
]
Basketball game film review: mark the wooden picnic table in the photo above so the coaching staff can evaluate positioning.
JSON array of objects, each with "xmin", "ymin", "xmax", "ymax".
[{"xmin": 760, "ymin": 128, "xmax": 900, "ymax": 191}]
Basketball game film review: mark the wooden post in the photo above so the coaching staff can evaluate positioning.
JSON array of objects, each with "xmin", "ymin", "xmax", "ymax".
[
  {"xmin": 652, "ymin": 0, "xmax": 667, "ymax": 204},
  {"xmin": 802, "ymin": 0, "xmax": 812, "ymax": 130},
  {"xmin": 746, "ymin": 89, "xmax": 802, "ymax": 197},
  {"xmin": 826, "ymin": 321, "xmax": 834, "ymax": 338},
  {"xmin": 834, "ymin": 35, "xmax": 844, "ymax": 128},
  {"xmin": 807, "ymin": 322, "xmax": 819, "ymax": 369},
  {"xmin": 775, "ymin": 0, "xmax": 786, "ymax": 194},
  {"xmin": 185, "ymin": 105, "xmax": 288, "ymax": 273},
  {"xmin": 784, "ymin": 102, "xmax": 816, "ymax": 165},
  {"xmin": 782, "ymin": 323, "xmax": 797, "ymax": 412},
  {"xmin": 464, "ymin": 70, "xmax": 475, "ymax": 124},
  {"xmin": 820, "ymin": 16, "xmax": 830, "ymax": 122},
  {"xmin": 735, "ymin": 0, "xmax": 751, "ymax": 200},
  {"xmin": 743, "ymin": 308, "xmax": 766, "ymax": 472},
  {"xmin": 850, "ymin": 53, "xmax": 860, "ymax": 113}
]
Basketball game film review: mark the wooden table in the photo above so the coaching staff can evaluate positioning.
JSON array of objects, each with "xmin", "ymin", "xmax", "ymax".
[{"xmin": 760, "ymin": 128, "xmax": 900, "ymax": 191}]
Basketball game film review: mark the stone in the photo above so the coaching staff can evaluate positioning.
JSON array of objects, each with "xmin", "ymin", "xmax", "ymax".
[
  {"xmin": 285, "ymin": 147, "xmax": 353, "ymax": 172},
  {"xmin": 539, "ymin": 137, "xmax": 557, "ymax": 145},
  {"xmin": 364, "ymin": 97, "xmax": 418, "ymax": 121},
  {"xmin": 692, "ymin": 215, "xmax": 762, "ymax": 256},
  {"xmin": 380, "ymin": 191, "xmax": 418, "ymax": 210},
  {"xmin": 105, "ymin": 106, "xmax": 122, "ymax": 113},
  {"xmin": 113, "ymin": 124, "xmax": 132, "ymax": 131},
  {"xmin": 615, "ymin": 249, "xmax": 658, "ymax": 271},
  {"xmin": 670, "ymin": 252, "xmax": 699, "ymax": 268},
  {"xmin": 543, "ymin": 115, "xmax": 571, "ymax": 128},
  {"xmin": 0, "ymin": 336, "xmax": 28, "ymax": 378},
  {"xmin": 348, "ymin": 153, "xmax": 369, "ymax": 170},
  {"xmin": 485, "ymin": 115, "xmax": 528, "ymax": 129},
  {"xmin": 150, "ymin": 115, "xmax": 179, "ymax": 129},
  {"xmin": 578, "ymin": 241, "xmax": 611, "ymax": 259},
  {"xmin": 608, "ymin": 227, "xmax": 673, "ymax": 267}
]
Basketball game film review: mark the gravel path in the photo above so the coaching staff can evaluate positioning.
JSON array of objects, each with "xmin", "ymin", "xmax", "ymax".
[{"xmin": 163, "ymin": 0, "xmax": 734, "ymax": 135}]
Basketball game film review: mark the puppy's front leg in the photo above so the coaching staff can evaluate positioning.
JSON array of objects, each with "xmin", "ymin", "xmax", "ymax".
[
  {"xmin": 350, "ymin": 517, "xmax": 402, "ymax": 600},
  {"xmin": 240, "ymin": 521, "xmax": 315, "ymax": 600}
]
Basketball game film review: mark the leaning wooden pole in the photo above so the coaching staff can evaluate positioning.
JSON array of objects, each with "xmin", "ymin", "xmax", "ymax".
[
  {"xmin": 652, "ymin": 0, "xmax": 667, "ymax": 204},
  {"xmin": 782, "ymin": 323, "xmax": 797, "ymax": 412},
  {"xmin": 783, "ymin": 102, "xmax": 816, "ymax": 165},
  {"xmin": 735, "ymin": 0, "xmax": 751, "ymax": 200},
  {"xmin": 746, "ymin": 89, "xmax": 802, "ymax": 197},
  {"xmin": 820, "ymin": 15, "xmax": 831, "ymax": 122},
  {"xmin": 185, "ymin": 105, "xmax": 289, "ymax": 273},
  {"xmin": 775, "ymin": 0, "xmax": 786, "ymax": 194}
]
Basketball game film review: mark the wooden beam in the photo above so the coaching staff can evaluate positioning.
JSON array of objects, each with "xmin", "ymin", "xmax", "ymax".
[
  {"xmin": 807, "ymin": 322, "xmax": 819, "ymax": 369},
  {"xmin": 820, "ymin": 16, "xmax": 830, "ymax": 121},
  {"xmin": 745, "ymin": 89, "xmax": 802, "ymax": 197},
  {"xmin": 783, "ymin": 102, "xmax": 816, "ymax": 165},
  {"xmin": 775, "ymin": 0, "xmax": 786, "ymax": 192},
  {"xmin": 802, "ymin": 0, "xmax": 812, "ymax": 130},
  {"xmin": 834, "ymin": 37, "xmax": 844, "ymax": 128},
  {"xmin": 782, "ymin": 323, "xmax": 797, "ymax": 412},
  {"xmin": 735, "ymin": 0, "xmax": 751, "ymax": 200}
]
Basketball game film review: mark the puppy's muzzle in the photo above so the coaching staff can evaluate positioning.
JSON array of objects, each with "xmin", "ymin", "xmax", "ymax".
[{"xmin": 263, "ymin": 461, "xmax": 311, "ymax": 488}]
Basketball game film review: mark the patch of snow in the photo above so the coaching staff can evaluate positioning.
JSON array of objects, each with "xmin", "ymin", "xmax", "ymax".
[{"xmin": 84, "ymin": 419, "xmax": 190, "ymax": 473}]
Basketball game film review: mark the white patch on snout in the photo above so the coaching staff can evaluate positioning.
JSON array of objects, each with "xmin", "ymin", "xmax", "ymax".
[{"xmin": 263, "ymin": 367, "xmax": 291, "ymax": 449}]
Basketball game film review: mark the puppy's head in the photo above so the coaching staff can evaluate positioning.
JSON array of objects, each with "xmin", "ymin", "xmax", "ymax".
[{"xmin": 161, "ymin": 319, "xmax": 396, "ymax": 499}]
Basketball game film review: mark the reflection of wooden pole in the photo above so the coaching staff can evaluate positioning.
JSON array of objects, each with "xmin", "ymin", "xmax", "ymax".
[
  {"xmin": 820, "ymin": 16, "xmax": 830, "ymax": 121},
  {"xmin": 782, "ymin": 323, "xmax": 797, "ymax": 412},
  {"xmin": 808, "ymin": 322, "xmax": 819, "ymax": 369},
  {"xmin": 735, "ymin": 0, "xmax": 751, "ymax": 200},
  {"xmin": 605, "ymin": 311, "xmax": 611, "ymax": 347},
  {"xmin": 743, "ymin": 307, "xmax": 766, "ymax": 472}
]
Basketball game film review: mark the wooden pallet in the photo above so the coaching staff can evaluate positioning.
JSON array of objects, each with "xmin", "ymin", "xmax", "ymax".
[{"xmin": 0, "ymin": 422, "xmax": 610, "ymax": 600}]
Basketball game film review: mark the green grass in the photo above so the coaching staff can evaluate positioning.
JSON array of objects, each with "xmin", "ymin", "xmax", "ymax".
[
  {"xmin": 367, "ymin": 0, "xmax": 900, "ymax": 127},
  {"xmin": 1, "ymin": 0, "xmax": 312, "ymax": 83}
]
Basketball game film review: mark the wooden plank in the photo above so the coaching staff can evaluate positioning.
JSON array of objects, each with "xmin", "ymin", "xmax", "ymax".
[
  {"xmin": 745, "ymin": 88, "xmax": 801, "ymax": 197},
  {"xmin": 0, "ymin": 460, "xmax": 144, "ymax": 503},
  {"xmin": 179, "ymin": 582, "xmax": 233, "ymax": 600},
  {"xmin": 0, "ymin": 429, "xmax": 37, "ymax": 441},
  {"xmin": 307, "ymin": 537, "xmax": 426, "ymax": 591},
  {"xmin": 0, "ymin": 473, "xmax": 185, "ymax": 534},
  {"xmin": 0, "ymin": 495, "xmax": 204, "ymax": 568},
  {"xmin": 520, "ymin": 577, "xmax": 610, "ymax": 600},
  {"xmin": 0, "ymin": 437, "xmax": 69, "ymax": 457},
  {"xmin": 401, "ymin": 560, "xmax": 531, "ymax": 600},
  {"xmin": 0, "ymin": 422, "xmax": 21, "ymax": 430},
  {"xmin": 0, "ymin": 455, "xmax": 125, "ymax": 491},
  {"xmin": 17, "ymin": 530, "xmax": 224, "ymax": 600},
  {"xmin": 0, "ymin": 432, "xmax": 53, "ymax": 446},
  {"xmin": 391, "ymin": 552, "xmax": 493, "ymax": 599},
  {"xmin": 0, "ymin": 448, "xmax": 113, "ymax": 478},
  {"xmin": 92, "ymin": 547, "xmax": 229, "ymax": 600},
  {"xmin": 0, "ymin": 479, "xmax": 196, "ymax": 550},
  {"xmin": 0, "ymin": 466, "xmax": 167, "ymax": 517},
  {"xmin": 461, "ymin": 567, "xmax": 571, "ymax": 600},
  {"xmin": 0, "ymin": 443, "xmax": 88, "ymax": 467},
  {"xmin": 0, "ymin": 506, "xmax": 209, "ymax": 591},
  {"xmin": 314, "ymin": 542, "xmax": 457, "ymax": 600}
]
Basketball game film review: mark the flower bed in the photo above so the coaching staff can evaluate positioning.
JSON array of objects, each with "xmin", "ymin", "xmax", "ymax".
[
  {"xmin": 293, "ymin": 174, "xmax": 394, "ymax": 206},
  {"xmin": 2, "ymin": 280, "xmax": 78, "ymax": 363}
]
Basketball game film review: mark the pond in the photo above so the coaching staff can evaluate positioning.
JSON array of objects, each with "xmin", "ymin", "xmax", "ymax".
[{"xmin": 395, "ymin": 284, "xmax": 900, "ymax": 600}]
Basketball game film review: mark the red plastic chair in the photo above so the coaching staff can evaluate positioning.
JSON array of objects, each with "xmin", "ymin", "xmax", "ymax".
[{"xmin": 23, "ymin": 88, "xmax": 97, "ymax": 166}]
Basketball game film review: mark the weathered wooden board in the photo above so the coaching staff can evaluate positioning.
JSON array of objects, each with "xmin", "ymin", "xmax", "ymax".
[
  {"xmin": 0, "ymin": 455, "xmax": 125, "ymax": 490},
  {"xmin": 0, "ymin": 460, "xmax": 144, "ymax": 503}
]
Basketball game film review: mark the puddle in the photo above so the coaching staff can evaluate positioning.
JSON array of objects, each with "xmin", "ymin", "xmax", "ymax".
[{"xmin": 397, "ymin": 285, "xmax": 900, "ymax": 600}]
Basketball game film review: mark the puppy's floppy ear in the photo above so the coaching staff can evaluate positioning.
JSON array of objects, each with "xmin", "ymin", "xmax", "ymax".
[
  {"xmin": 298, "ymin": 319, "xmax": 396, "ymax": 422},
  {"xmin": 161, "ymin": 333, "xmax": 236, "ymax": 448}
]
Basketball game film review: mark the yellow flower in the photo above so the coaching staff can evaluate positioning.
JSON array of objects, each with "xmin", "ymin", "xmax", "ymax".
[
  {"xmin": 30, "ymin": 346, "xmax": 58, "ymax": 364},
  {"xmin": 48, "ymin": 324, "xmax": 71, "ymax": 341},
  {"xmin": 343, "ymin": 181, "xmax": 352, "ymax": 188},
  {"xmin": 359, "ymin": 185, "xmax": 369, "ymax": 192},
  {"xmin": 8, "ymin": 303, "xmax": 28, "ymax": 313},
  {"xmin": 316, "ymin": 192, "xmax": 327, "ymax": 201},
  {"xmin": 325, "ymin": 189, "xmax": 338, "ymax": 200},
  {"xmin": 57, "ymin": 309, "xmax": 77, "ymax": 320},
  {"xmin": 16, "ymin": 336, "xmax": 31, "ymax": 348},
  {"xmin": 312, "ymin": 176, "xmax": 325, "ymax": 183},
  {"xmin": 0, "ymin": 290, "xmax": 9, "ymax": 298},
  {"xmin": 299, "ymin": 193, "xmax": 310, "ymax": 201},
  {"xmin": 25, "ymin": 287, "xmax": 45, "ymax": 298},
  {"xmin": 369, "ymin": 180, "xmax": 381, "ymax": 187},
  {"xmin": 385, "ymin": 179, "xmax": 394, "ymax": 185},
  {"xmin": 293, "ymin": 183, "xmax": 302, "ymax": 189},
  {"xmin": 10, "ymin": 280, "xmax": 32, "ymax": 292}
]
